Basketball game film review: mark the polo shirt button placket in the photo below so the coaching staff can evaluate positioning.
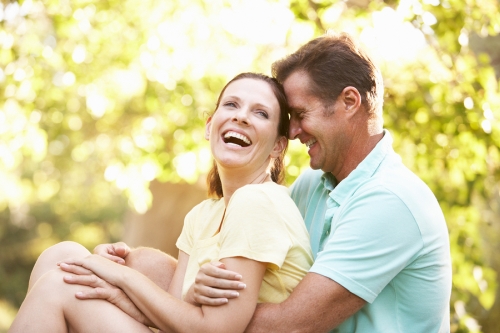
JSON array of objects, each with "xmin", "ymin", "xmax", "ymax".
[{"xmin": 320, "ymin": 200, "xmax": 337, "ymax": 251}]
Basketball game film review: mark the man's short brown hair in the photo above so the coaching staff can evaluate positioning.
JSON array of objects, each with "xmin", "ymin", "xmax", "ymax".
[{"xmin": 272, "ymin": 32, "xmax": 384, "ymax": 116}]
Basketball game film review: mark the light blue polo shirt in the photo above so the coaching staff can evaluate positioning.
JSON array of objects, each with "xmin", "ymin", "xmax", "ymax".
[{"xmin": 290, "ymin": 130, "xmax": 451, "ymax": 333}]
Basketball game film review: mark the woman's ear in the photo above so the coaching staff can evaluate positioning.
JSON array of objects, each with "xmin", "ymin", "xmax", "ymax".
[
  {"xmin": 205, "ymin": 117, "xmax": 212, "ymax": 140},
  {"xmin": 270, "ymin": 136, "xmax": 288, "ymax": 158}
]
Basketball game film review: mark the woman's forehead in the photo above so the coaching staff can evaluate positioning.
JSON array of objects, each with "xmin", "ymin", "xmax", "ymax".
[{"xmin": 222, "ymin": 78, "xmax": 278, "ymax": 106}]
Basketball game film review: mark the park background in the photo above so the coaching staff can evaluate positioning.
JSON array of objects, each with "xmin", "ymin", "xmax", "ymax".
[{"xmin": 1, "ymin": 0, "xmax": 499, "ymax": 331}]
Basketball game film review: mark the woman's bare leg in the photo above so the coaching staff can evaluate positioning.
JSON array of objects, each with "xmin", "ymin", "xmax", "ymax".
[
  {"xmin": 9, "ymin": 241, "xmax": 154, "ymax": 333},
  {"xmin": 10, "ymin": 268, "xmax": 153, "ymax": 333},
  {"xmin": 28, "ymin": 241, "xmax": 89, "ymax": 292},
  {"xmin": 123, "ymin": 247, "xmax": 177, "ymax": 292}
]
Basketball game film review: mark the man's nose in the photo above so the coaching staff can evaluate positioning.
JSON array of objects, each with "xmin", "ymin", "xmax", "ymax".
[{"xmin": 288, "ymin": 116, "xmax": 301, "ymax": 140}]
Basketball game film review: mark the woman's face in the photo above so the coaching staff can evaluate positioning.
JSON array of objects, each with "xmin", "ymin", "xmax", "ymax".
[{"xmin": 205, "ymin": 78, "xmax": 286, "ymax": 174}]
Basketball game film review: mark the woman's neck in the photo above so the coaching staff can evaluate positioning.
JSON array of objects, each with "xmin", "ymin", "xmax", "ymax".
[{"xmin": 219, "ymin": 168, "xmax": 272, "ymax": 206}]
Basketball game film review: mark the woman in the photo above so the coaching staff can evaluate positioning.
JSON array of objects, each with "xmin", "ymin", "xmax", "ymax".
[{"xmin": 9, "ymin": 73, "xmax": 313, "ymax": 333}]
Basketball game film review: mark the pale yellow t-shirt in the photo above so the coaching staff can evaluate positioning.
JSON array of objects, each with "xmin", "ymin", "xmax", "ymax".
[{"xmin": 176, "ymin": 182, "xmax": 313, "ymax": 303}]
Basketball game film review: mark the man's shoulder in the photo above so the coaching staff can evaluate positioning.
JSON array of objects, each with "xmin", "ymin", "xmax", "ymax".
[
  {"xmin": 372, "ymin": 154, "xmax": 435, "ymax": 201},
  {"xmin": 360, "ymin": 156, "xmax": 445, "ymax": 227},
  {"xmin": 291, "ymin": 168, "xmax": 324, "ymax": 190},
  {"xmin": 290, "ymin": 169, "xmax": 328, "ymax": 214}
]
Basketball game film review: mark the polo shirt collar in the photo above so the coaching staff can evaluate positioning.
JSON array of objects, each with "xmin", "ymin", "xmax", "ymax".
[{"xmin": 320, "ymin": 130, "xmax": 393, "ymax": 205}]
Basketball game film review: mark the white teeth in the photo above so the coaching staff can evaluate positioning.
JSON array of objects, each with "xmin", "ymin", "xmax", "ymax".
[
  {"xmin": 224, "ymin": 131, "xmax": 251, "ymax": 145},
  {"xmin": 305, "ymin": 138, "xmax": 316, "ymax": 148}
]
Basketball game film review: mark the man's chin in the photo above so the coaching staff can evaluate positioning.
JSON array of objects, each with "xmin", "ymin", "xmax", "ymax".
[
  {"xmin": 309, "ymin": 161, "xmax": 332, "ymax": 174},
  {"xmin": 309, "ymin": 160, "xmax": 322, "ymax": 170}
]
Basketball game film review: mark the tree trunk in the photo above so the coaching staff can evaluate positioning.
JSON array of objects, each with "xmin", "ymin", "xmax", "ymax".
[{"xmin": 122, "ymin": 180, "xmax": 207, "ymax": 257}]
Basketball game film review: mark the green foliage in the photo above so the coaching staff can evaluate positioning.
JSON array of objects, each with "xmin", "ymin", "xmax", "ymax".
[{"xmin": 1, "ymin": 0, "xmax": 500, "ymax": 332}]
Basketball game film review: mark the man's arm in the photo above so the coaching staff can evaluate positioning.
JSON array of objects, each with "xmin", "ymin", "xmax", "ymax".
[
  {"xmin": 191, "ymin": 263, "xmax": 366, "ymax": 332},
  {"xmin": 246, "ymin": 272, "xmax": 365, "ymax": 333}
]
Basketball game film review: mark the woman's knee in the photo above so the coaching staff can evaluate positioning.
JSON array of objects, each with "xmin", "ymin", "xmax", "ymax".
[
  {"xmin": 42, "ymin": 241, "xmax": 89, "ymax": 259},
  {"xmin": 29, "ymin": 241, "xmax": 90, "ymax": 291}
]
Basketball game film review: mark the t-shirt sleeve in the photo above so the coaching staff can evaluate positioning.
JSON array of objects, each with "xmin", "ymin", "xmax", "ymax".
[
  {"xmin": 175, "ymin": 203, "xmax": 200, "ymax": 256},
  {"xmin": 218, "ymin": 185, "xmax": 292, "ymax": 270},
  {"xmin": 310, "ymin": 184, "xmax": 424, "ymax": 303}
]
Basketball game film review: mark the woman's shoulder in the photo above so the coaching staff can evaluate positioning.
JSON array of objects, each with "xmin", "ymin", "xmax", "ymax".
[
  {"xmin": 186, "ymin": 197, "xmax": 223, "ymax": 219},
  {"xmin": 232, "ymin": 182, "xmax": 289, "ymax": 200},
  {"xmin": 228, "ymin": 182, "xmax": 300, "ymax": 220}
]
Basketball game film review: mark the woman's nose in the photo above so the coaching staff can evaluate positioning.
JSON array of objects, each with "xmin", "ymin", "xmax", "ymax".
[{"xmin": 232, "ymin": 108, "xmax": 249, "ymax": 125}]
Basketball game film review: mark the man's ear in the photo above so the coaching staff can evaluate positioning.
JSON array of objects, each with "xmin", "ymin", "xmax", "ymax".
[
  {"xmin": 270, "ymin": 136, "xmax": 288, "ymax": 158},
  {"xmin": 341, "ymin": 86, "xmax": 362, "ymax": 117},
  {"xmin": 205, "ymin": 116, "xmax": 212, "ymax": 140}
]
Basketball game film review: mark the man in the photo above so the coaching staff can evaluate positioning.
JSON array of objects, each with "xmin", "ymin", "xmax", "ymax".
[{"xmin": 96, "ymin": 32, "xmax": 452, "ymax": 332}]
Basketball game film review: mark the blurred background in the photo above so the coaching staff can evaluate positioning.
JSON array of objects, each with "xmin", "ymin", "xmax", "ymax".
[{"xmin": 1, "ymin": 0, "xmax": 499, "ymax": 332}]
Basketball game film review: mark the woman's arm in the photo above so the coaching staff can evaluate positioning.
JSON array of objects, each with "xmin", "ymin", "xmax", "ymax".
[
  {"xmin": 125, "ymin": 256, "xmax": 266, "ymax": 333},
  {"xmin": 61, "ymin": 254, "xmax": 266, "ymax": 333},
  {"xmin": 167, "ymin": 250, "xmax": 189, "ymax": 299}
]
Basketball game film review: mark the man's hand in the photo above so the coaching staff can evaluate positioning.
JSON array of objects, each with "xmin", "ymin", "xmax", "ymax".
[
  {"xmin": 189, "ymin": 261, "xmax": 247, "ymax": 306},
  {"xmin": 93, "ymin": 242, "xmax": 131, "ymax": 265},
  {"xmin": 61, "ymin": 266, "xmax": 154, "ymax": 327}
]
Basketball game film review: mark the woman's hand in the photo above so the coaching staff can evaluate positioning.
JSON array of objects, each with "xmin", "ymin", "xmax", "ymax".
[
  {"xmin": 188, "ymin": 261, "xmax": 247, "ymax": 306},
  {"xmin": 59, "ymin": 254, "xmax": 126, "ymax": 287},
  {"xmin": 59, "ymin": 259, "xmax": 154, "ymax": 327},
  {"xmin": 93, "ymin": 242, "xmax": 131, "ymax": 265}
]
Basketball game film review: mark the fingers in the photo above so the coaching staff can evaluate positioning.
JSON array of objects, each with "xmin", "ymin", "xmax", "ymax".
[
  {"xmin": 112, "ymin": 242, "xmax": 130, "ymax": 258},
  {"xmin": 63, "ymin": 273, "xmax": 104, "ymax": 288},
  {"xmin": 63, "ymin": 273, "xmax": 118, "ymax": 297},
  {"xmin": 192, "ymin": 263, "xmax": 246, "ymax": 306},
  {"xmin": 59, "ymin": 263, "xmax": 93, "ymax": 275},
  {"xmin": 193, "ymin": 294, "xmax": 230, "ymax": 306},
  {"xmin": 194, "ymin": 283, "xmax": 241, "ymax": 299},
  {"xmin": 74, "ymin": 287, "xmax": 118, "ymax": 300},
  {"xmin": 201, "ymin": 262, "xmax": 243, "ymax": 281},
  {"xmin": 99, "ymin": 252, "xmax": 126, "ymax": 265},
  {"xmin": 93, "ymin": 243, "xmax": 108, "ymax": 256},
  {"xmin": 93, "ymin": 243, "xmax": 129, "ymax": 264},
  {"xmin": 195, "ymin": 274, "xmax": 246, "ymax": 290}
]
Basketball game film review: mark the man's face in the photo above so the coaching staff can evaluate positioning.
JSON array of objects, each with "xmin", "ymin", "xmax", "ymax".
[{"xmin": 284, "ymin": 71, "xmax": 350, "ymax": 175}]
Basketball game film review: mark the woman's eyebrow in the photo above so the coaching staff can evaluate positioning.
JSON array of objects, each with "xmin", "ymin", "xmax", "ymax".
[
  {"xmin": 222, "ymin": 96, "xmax": 272, "ymax": 110},
  {"xmin": 221, "ymin": 95, "xmax": 242, "ymax": 102},
  {"xmin": 253, "ymin": 103, "xmax": 271, "ymax": 110}
]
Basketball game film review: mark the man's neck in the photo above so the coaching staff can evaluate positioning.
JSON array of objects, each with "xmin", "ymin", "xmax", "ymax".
[{"xmin": 333, "ymin": 130, "xmax": 384, "ymax": 183}]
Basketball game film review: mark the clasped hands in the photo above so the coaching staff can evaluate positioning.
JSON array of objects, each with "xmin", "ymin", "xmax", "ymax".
[
  {"xmin": 58, "ymin": 242, "xmax": 246, "ymax": 319},
  {"xmin": 58, "ymin": 242, "xmax": 151, "ymax": 325}
]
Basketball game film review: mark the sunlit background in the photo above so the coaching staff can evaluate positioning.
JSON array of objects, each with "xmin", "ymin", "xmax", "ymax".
[{"xmin": 1, "ymin": 0, "xmax": 500, "ymax": 332}]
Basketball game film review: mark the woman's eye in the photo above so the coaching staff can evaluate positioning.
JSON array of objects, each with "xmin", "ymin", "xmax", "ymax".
[
  {"xmin": 224, "ymin": 102, "xmax": 237, "ymax": 108},
  {"xmin": 256, "ymin": 110, "xmax": 269, "ymax": 119}
]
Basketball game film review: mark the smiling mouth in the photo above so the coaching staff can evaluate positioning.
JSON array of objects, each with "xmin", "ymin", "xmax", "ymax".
[
  {"xmin": 223, "ymin": 131, "xmax": 252, "ymax": 147},
  {"xmin": 305, "ymin": 138, "xmax": 317, "ymax": 148}
]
